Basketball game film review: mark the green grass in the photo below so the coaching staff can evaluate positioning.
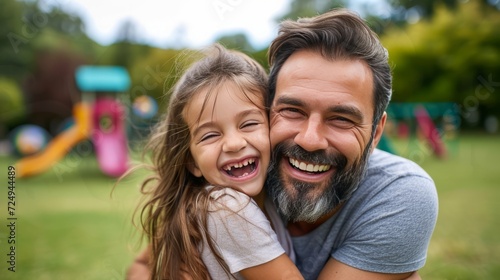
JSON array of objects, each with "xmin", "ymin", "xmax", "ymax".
[
  {"xmin": 0, "ymin": 133, "xmax": 499, "ymax": 279},
  {"xmin": 0, "ymin": 152, "xmax": 147, "ymax": 280},
  {"xmin": 389, "ymin": 133, "xmax": 500, "ymax": 279}
]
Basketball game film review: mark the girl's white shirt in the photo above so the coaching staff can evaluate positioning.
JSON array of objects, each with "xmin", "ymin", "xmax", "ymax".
[{"xmin": 200, "ymin": 187, "xmax": 295, "ymax": 280}]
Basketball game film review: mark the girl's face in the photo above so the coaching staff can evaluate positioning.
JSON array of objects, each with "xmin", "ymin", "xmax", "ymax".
[{"xmin": 184, "ymin": 81, "xmax": 270, "ymax": 197}]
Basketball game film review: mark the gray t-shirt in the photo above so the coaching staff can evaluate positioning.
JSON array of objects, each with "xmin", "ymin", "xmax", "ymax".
[{"xmin": 290, "ymin": 149, "xmax": 438, "ymax": 279}]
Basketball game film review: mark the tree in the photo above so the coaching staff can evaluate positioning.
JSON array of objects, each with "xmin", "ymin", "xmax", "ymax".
[
  {"xmin": 23, "ymin": 48, "xmax": 86, "ymax": 134},
  {"xmin": 386, "ymin": 0, "xmax": 499, "ymax": 23},
  {"xmin": 215, "ymin": 33, "xmax": 255, "ymax": 53},
  {"xmin": 0, "ymin": 77, "xmax": 25, "ymax": 132},
  {"xmin": 0, "ymin": 0, "xmax": 29, "ymax": 80},
  {"xmin": 128, "ymin": 48, "xmax": 195, "ymax": 103},
  {"xmin": 382, "ymin": 0, "xmax": 500, "ymax": 128},
  {"xmin": 115, "ymin": 19, "xmax": 139, "ymax": 44}
]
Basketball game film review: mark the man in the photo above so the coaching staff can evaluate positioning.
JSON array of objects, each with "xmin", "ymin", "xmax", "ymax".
[
  {"xmin": 263, "ymin": 9, "xmax": 437, "ymax": 280},
  {"xmin": 127, "ymin": 9, "xmax": 438, "ymax": 280}
]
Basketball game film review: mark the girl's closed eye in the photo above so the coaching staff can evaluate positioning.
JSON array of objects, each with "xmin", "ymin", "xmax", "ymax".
[
  {"xmin": 199, "ymin": 132, "xmax": 220, "ymax": 143},
  {"xmin": 241, "ymin": 120, "xmax": 262, "ymax": 130}
]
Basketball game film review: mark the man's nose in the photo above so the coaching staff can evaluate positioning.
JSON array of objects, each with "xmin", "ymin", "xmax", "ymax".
[
  {"xmin": 222, "ymin": 132, "xmax": 247, "ymax": 153},
  {"xmin": 294, "ymin": 115, "xmax": 328, "ymax": 151}
]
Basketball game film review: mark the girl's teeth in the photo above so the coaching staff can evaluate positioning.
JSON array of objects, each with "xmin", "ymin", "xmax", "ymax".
[{"xmin": 224, "ymin": 158, "xmax": 256, "ymax": 171}]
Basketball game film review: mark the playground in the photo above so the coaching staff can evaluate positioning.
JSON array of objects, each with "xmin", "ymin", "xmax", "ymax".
[
  {"xmin": 7, "ymin": 65, "xmax": 158, "ymax": 180},
  {"xmin": 1, "ymin": 126, "xmax": 500, "ymax": 279}
]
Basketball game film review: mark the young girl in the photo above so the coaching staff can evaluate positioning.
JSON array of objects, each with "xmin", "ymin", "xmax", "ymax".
[{"xmin": 137, "ymin": 44, "xmax": 302, "ymax": 280}]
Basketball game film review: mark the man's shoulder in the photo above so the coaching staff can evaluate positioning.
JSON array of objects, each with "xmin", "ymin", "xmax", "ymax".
[
  {"xmin": 367, "ymin": 148, "xmax": 431, "ymax": 179},
  {"xmin": 358, "ymin": 149, "xmax": 436, "ymax": 199}
]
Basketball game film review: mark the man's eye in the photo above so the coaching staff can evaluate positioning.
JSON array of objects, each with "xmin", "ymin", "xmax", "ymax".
[
  {"xmin": 330, "ymin": 117, "xmax": 355, "ymax": 128},
  {"xmin": 279, "ymin": 108, "xmax": 303, "ymax": 118}
]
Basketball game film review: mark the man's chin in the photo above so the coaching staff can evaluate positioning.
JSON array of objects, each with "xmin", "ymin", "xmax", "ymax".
[{"xmin": 267, "ymin": 172, "xmax": 338, "ymax": 222}]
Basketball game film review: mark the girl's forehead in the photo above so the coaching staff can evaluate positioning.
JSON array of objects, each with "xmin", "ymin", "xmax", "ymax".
[
  {"xmin": 197, "ymin": 80, "xmax": 264, "ymax": 106},
  {"xmin": 183, "ymin": 81, "xmax": 265, "ymax": 124},
  {"xmin": 183, "ymin": 84, "xmax": 267, "ymax": 127}
]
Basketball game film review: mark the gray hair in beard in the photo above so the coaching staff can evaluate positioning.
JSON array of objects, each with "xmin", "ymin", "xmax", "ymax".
[{"xmin": 265, "ymin": 142, "xmax": 372, "ymax": 223}]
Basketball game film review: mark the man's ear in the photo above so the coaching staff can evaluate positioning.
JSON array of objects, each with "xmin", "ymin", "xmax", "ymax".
[
  {"xmin": 371, "ymin": 111, "xmax": 387, "ymax": 152},
  {"xmin": 187, "ymin": 156, "xmax": 203, "ymax": 178}
]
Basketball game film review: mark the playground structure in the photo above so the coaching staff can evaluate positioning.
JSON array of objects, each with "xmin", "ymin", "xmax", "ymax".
[
  {"xmin": 15, "ymin": 66, "xmax": 131, "ymax": 178},
  {"xmin": 379, "ymin": 102, "xmax": 459, "ymax": 159}
]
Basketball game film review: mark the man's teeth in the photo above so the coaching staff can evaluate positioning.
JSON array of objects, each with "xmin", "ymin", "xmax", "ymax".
[
  {"xmin": 223, "ymin": 158, "xmax": 255, "ymax": 171},
  {"xmin": 289, "ymin": 158, "xmax": 331, "ymax": 172}
]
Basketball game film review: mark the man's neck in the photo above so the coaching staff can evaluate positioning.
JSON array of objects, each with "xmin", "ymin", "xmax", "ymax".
[{"xmin": 286, "ymin": 203, "xmax": 343, "ymax": 236}]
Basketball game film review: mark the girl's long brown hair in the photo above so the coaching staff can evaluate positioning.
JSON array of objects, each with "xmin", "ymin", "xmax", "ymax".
[{"xmin": 138, "ymin": 44, "xmax": 268, "ymax": 279}]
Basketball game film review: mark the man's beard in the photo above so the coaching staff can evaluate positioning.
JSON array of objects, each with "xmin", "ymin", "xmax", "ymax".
[{"xmin": 266, "ymin": 141, "xmax": 372, "ymax": 223}]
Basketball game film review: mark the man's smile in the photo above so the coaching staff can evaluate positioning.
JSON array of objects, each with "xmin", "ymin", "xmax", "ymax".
[
  {"xmin": 288, "ymin": 157, "xmax": 331, "ymax": 173},
  {"xmin": 281, "ymin": 156, "xmax": 335, "ymax": 183}
]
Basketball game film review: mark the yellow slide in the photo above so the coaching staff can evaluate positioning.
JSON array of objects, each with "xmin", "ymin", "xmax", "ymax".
[{"xmin": 15, "ymin": 103, "xmax": 91, "ymax": 178}]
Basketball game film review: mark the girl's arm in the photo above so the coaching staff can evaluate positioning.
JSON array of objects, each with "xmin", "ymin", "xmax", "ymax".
[{"xmin": 239, "ymin": 253, "xmax": 304, "ymax": 280}]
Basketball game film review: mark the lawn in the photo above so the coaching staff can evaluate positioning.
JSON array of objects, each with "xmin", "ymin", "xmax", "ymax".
[
  {"xmin": 0, "ymin": 133, "xmax": 499, "ymax": 279},
  {"xmin": 0, "ymin": 151, "xmax": 147, "ymax": 280},
  {"xmin": 412, "ymin": 134, "xmax": 500, "ymax": 279}
]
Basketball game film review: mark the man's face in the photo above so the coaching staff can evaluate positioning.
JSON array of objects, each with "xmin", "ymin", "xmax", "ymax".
[{"xmin": 267, "ymin": 50, "xmax": 385, "ymax": 222}]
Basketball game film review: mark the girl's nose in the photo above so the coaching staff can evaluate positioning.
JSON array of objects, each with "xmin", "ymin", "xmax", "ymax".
[{"xmin": 222, "ymin": 133, "xmax": 247, "ymax": 153}]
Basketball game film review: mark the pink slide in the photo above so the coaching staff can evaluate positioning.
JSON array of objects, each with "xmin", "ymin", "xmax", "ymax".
[
  {"xmin": 92, "ymin": 97, "xmax": 128, "ymax": 177},
  {"xmin": 414, "ymin": 106, "xmax": 447, "ymax": 158}
]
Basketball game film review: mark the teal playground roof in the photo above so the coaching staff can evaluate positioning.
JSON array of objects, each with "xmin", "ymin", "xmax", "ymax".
[{"xmin": 75, "ymin": 66, "xmax": 131, "ymax": 93}]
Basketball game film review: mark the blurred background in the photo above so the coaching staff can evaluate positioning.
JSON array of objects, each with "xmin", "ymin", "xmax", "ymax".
[{"xmin": 0, "ymin": 0, "xmax": 499, "ymax": 279}]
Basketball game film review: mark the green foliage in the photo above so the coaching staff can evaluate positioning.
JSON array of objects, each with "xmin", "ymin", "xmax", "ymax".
[
  {"xmin": 0, "ymin": 0, "xmax": 99, "ymax": 82},
  {"xmin": 249, "ymin": 47, "xmax": 270, "ymax": 71},
  {"xmin": 215, "ymin": 32, "xmax": 256, "ymax": 53},
  {"xmin": 0, "ymin": 0, "xmax": 30, "ymax": 80},
  {"xmin": 388, "ymin": 0, "xmax": 459, "ymax": 19},
  {"xmin": 128, "ymin": 48, "xmax": 197, "ymax": 106},
  {"xmin": 0, "ymin": 77, "xmax": 25, "ymax": 126},
  {"xmin": 96, "ymin": 42, "xmax": 153, "ymax": 69},
  {"xmin": 388, "ymin": 0, "xmax": 499, "ymax": 20},
  {"xmin": 382, "ymin": 1, "xmax": 500, "ymax": 127}
]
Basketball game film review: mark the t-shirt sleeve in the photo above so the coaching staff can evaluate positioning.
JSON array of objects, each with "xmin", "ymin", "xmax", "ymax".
[
  {"xmin": 206, "ymin": 189, "xmax": 285, "ymax": 274},
  {"xmin": 332, "ymin": 174, "xmax": 438, "ymax": 273}
]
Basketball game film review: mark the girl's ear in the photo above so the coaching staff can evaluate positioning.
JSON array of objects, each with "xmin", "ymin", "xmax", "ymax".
[{"xmin": 187, "ymin": 155, "xmax": 203, "ymax": 177}]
